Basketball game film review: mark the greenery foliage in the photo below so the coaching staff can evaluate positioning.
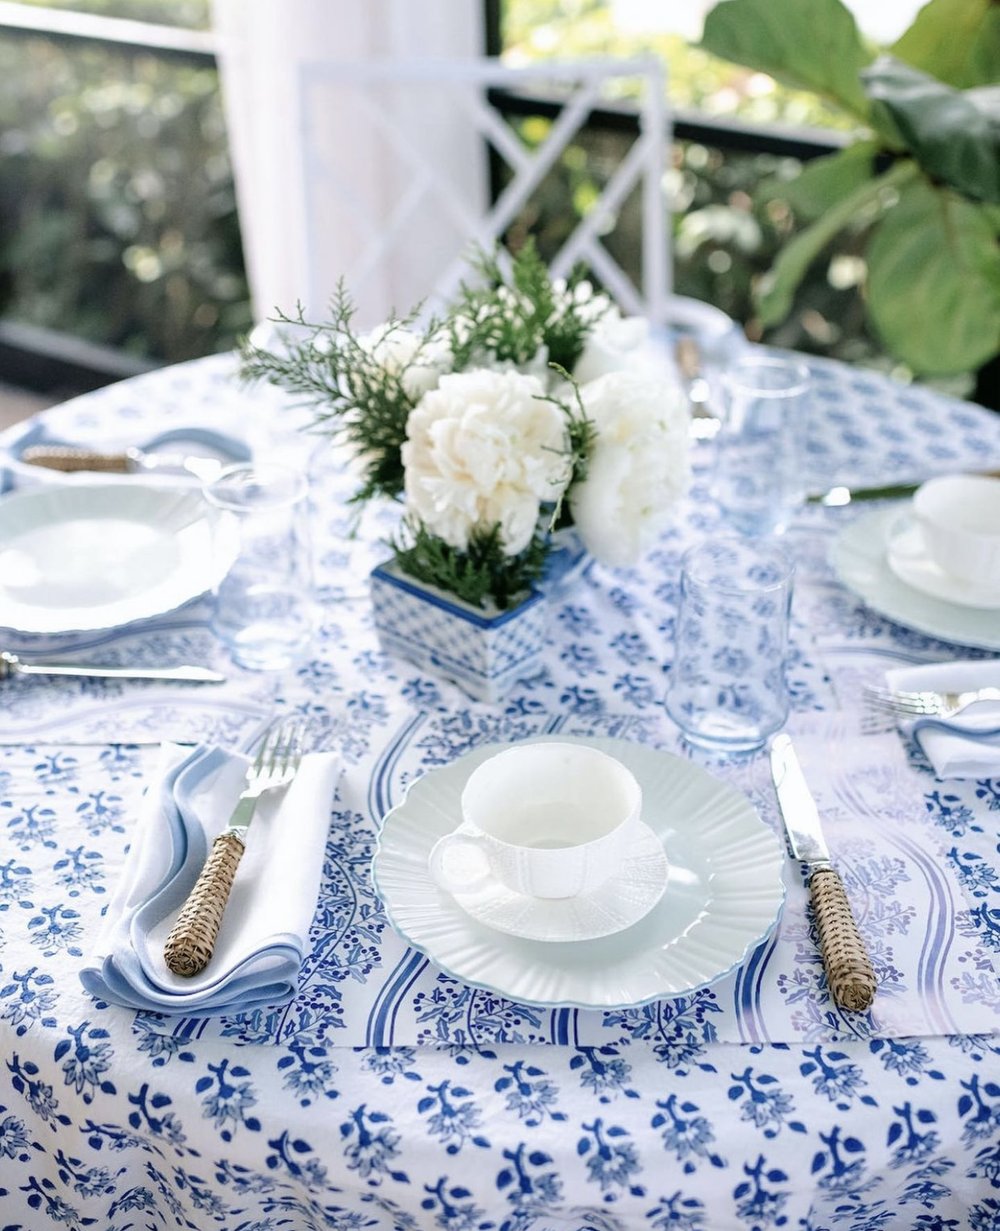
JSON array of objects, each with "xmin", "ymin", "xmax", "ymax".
[
  {"xmin": 389, "ymin": 522, "xmax": 548, "ymax": 611},
  {"xmin": 447, "ymin": 243, "xmax": 595, "ymax": 372},
  {"xmin": 699, "ymin": 0, "xmax": 1000, "ymax": 376}
]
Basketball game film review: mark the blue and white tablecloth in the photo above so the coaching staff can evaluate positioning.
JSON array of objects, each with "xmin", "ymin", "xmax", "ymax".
[{"xmin": 0, "ymin": 352, "xmax": 999, "ymax": 1230}]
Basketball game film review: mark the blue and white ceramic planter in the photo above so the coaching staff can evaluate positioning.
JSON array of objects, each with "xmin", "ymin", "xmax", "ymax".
[{"xmin": 369, "ymin": 561, "xmax": 547, "ymax": 703}]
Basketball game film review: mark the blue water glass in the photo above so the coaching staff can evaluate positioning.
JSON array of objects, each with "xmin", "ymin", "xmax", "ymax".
[
  {"xmin": 713, "ymin": 356, "xmax": 811, "ymax": 536},
  {"xmin": 204, "ymin": 463, "xmax": 317, "ymax": 671},
  {"xmin": 664, "ymin": 538, "xmax": 793, "ymax": 752}
]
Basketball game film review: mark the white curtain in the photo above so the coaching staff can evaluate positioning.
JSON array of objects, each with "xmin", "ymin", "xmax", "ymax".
[{"xmin": 211, "ymin": 0, "xmax": 487, "ymax": 328}]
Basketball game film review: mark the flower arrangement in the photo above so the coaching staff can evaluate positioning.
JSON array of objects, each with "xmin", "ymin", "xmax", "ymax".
[{"xmin": 239, "ymin": 243, "xmax": 690, "ymax": 610}]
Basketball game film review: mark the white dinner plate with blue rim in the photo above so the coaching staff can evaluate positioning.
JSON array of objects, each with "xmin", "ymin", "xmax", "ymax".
[
  {"xmin": 0, "ymin": 483, "xmax": 239, "ymax": 634},
  {"xmin": 371, "ymin": 735, "xmax": 785, "ymax": 1010},
  {"xmin": 831, "ymin": 506, "xmax": 1000, "ymax": 651}
]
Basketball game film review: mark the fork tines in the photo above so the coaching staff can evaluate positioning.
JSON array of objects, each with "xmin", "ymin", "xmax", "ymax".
[{"xmin": 862, "ymin": 684, "xmax": 941, "ymax": 715}]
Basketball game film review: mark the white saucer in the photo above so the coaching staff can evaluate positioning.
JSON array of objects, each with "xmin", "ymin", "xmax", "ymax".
[
  {"xmin": 371, "ymin": 735, "xmax": 785, "ymax": 1010},
  {"xmin": 887, "ymin": 517, "xmax": 1000, "ymax": 610},
  {"xmin": 831, "ymin": 507, "xmax": 1000, "ymax": 652},
  {"xmin": 448, "ymin": 819, "xmax": 668, "ymax": 942}
]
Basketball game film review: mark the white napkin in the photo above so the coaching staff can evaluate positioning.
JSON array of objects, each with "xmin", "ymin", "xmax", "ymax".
[
  {"xmin": 885, "ymin": 659, "xmax": 1000, "ymax": 780},
  {"xmin": 80, "ymin": 742, "xmax": 341, "ymax": 1016}
]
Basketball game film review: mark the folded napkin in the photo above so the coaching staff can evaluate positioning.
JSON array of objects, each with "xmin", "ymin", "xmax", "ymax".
[
  {"xmin": 885, "ymin": 659, "xmax": 1000, "ymax": 780},
  {"xmin": 80, "ymin": 742, "xmax": 341, "ymax": 1016}
]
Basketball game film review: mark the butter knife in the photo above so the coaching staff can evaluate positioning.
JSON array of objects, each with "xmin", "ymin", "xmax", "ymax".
[
  {"xmin": 20, "ymin": 444, "xmax": 225, "ymax": 483},
  {"xmin": 769, "ymin": 733, "xmax": 876, "ymax": 1012},
  {"xmin": 808, "ymin": 468, "xmax": 1000, "ymax": 506},
  {"xmin": 0, "ymin": 651, "xmax": 224, "ymax": 684}
]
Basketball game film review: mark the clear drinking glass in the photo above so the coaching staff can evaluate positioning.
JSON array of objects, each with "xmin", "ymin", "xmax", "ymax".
[
  {"xmin": 664, "ymin": 537, "xmax": 794, "ymax": 752},
  {"xmin": 713, "ymin": 355, "xmax": 811, "ymax": 536},
  {"xmin": 204, "ymin": 463, "xmax": 317, "ymax": 671}
]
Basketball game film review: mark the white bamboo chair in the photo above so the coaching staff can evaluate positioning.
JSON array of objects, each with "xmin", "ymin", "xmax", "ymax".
[{"xmin": 292, "ymin": 56, "xmax": 671, "ymax": 328}]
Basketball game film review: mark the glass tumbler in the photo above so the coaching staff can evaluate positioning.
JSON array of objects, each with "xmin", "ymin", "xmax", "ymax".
[
  {"xmin": 664, "ymin": 538, "xmax": 793, "ymax": 752},
  {"xmin": 713, "ymin": 355, "xmax": 811, "ymax": 536},
  {"xmin": 204, "ymin": 463, "xmax": 317, "ymax": 671}
]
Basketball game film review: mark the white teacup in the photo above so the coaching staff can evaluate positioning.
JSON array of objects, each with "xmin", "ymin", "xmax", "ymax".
[
  {"xmin": 428, "ymin": 742, "xmax": 642, "ymax": 900},
  {"xmin": 913, "ymin": 475, "xmax": 1000, "ymax": 586}
]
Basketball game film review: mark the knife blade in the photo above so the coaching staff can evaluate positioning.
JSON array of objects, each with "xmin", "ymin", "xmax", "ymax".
[
  {"xmin": 0, "ymin": 651, "xmax": 224, "ymax": 684},
  {"xmin": 675, "ymin": 336, "xmax": 721, "ymax": 440},
  {"xmin": 769, "ymin": 732, "xmax": 876, "ymax": 1012},
  {"xmin": 807, "ymin": 468, "xmax": 1000, "ymax": 506},
  {"xmin": 20, "ymin": 444, "xmax": 225, "ymax": 483}
]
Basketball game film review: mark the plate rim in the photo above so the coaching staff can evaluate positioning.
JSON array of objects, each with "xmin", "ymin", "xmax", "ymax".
[
  {"xmin": 0, "ymin": 482, "xmax": 238, "ymax": 634},
  {"xmin": 371, "ymin": 734, "xmax": 786, "ymax": 1010},
  {"xmin": 831, "ymin": 506, "xmax": 1000, "ymax": 651}
]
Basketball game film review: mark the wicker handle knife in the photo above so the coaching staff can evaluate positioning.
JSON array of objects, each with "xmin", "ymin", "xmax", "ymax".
[
  {"xmin": 21, "ymin": 445, "xmax": 132, "ymax": 472},
  {"xmin": 770, "ymin": 733, "xmax": 877, "ymax": 1014},
  {"xmin": 163, "ymin": 833, "xmax": 245, "ymax": 977},
  {"xmin": 809, "ymin": 866, "xmax": 876, "ymax": 1012}
]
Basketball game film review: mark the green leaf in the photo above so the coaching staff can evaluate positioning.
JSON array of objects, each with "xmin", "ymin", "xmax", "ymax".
[
  {"xmin": 699, "ymin": 0, "xmax": 873, "ymax": 120},
  {"xmin": 862, "ymin": 56, "xmax": 1000, "ymax": 203},
  {"xmin": 891, "ymin": 0, "xmax": 1000, "ymax": 89},
  {"xmin": 866, "ymin": 176, "xmax": 1000, "ymax": 374},
  {"xmin": 756, "ymin": 160, "xmax": 916, "ymax": 327},
  {"xmin": 760, "ymin": 141, "xmax": 877, "ymax": 223}
]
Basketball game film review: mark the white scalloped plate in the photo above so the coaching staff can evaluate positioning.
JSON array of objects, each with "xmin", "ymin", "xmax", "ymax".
[
  {"xmin": 831, "ymin": 506, "xmax": 1000, "ymax": 651},
  {"xmin": 0, "ymin": 484, "xmax": 239, "ymax": 634},
  {"xmin": 371, "ymin": 736, "xmax": 785, "ymax": 1009}
]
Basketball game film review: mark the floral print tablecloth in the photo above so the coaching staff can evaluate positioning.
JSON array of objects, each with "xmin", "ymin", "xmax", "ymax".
[{"xmin": 1, "ymin": 353, "xmax": 999, "ymax": 1230}]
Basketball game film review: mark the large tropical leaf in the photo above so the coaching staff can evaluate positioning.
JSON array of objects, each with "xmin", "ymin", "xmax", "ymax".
[
  {"xmin": 862, "ymin": 56, "xmax": 1000, "ymax": 203},
  {"xmin": 891, "ymin": 0, "xmax": 1000, "ymax": 89},
  {"xmin": 699, "ymin": 0, "xmax": 873, "ymax": 120},
  {"xmin": 866, "ymin": 176, "xmax": 1000, "ymax": 375},
  {"xmin": 756, "ymin": 161, "xmax": 916, "ymax": 328},
  {"xmin": 760, "ymin": 140, "xmax": 878, "ymax": 223}
]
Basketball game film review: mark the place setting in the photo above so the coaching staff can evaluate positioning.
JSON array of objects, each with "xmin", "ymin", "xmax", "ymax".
[{"xmin": 830, "ymin": 471, "xmax": 1000, "ymax": 651}]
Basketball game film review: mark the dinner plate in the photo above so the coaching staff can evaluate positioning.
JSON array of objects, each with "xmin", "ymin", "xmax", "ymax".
[
  {"xmin": 0, "ymin": 484, "xmax": 239, "ymax": 634},
  {"xmin": 887, "ymin": 517, "xmax": 1000, "ymax": 610},
  {"xmin": 447, "ymin": 817, "xmax": 669, "ymax": 943},
  {"xmin": 831, "ymin": 506, "xmax": 1000, "ymax": 651},
  {"xmin": 371, "ymin": 735, "xmax": 785, "ymax": 1009}
]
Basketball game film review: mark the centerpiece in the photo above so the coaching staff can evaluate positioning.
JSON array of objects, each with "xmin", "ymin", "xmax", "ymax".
[{"xmin": 238, "ymin": 242, "xmax": 690, "ymax": 701}]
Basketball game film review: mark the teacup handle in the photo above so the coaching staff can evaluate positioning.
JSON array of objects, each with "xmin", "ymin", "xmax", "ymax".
[{"xmin": 428, "ymin": 832, "xmax": 494, "ymax": 895}]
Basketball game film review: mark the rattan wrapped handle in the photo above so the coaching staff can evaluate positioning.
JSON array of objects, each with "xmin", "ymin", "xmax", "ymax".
[
  {"xmin": 163, "ymin": 832, "xmax": 245, "ymax": 977},
  {"xmin": 21, "ymin": 445, "xmax": 131, "ymax": 473},
  {"xmin": 810, "ymin": 866, "xmax": 876, "ymax": 1012}
]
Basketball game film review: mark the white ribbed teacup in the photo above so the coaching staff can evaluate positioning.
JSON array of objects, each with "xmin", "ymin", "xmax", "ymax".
[
  {"xmin": 913, "ymin": 474, "xmax": 1000, "ymax": 586},
  {"xmin": 428, "ymin": 742, "xmax": 642, "ymax": 900}
]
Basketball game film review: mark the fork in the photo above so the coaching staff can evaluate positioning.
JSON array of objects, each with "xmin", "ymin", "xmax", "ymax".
[
  {"xmin": 163, "ymin": 719, "xmax": 305, "ymax": 977},
  {"xmin": 862, "ymin": 683, "xmax": 1000, "ymax": 732}
]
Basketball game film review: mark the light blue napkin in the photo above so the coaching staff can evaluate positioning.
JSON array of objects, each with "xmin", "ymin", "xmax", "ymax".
[{"xmin": 80, "ymin": 743, "xmax": 341, "ymax": 1017}]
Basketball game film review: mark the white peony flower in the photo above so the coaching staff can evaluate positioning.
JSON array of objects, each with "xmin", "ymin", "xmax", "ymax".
[
  {"xmin": 572, "ymin": 308, "xmax": 657, "ymax": 385},
  {"xmin": 356, "ymin": 324, "xmax": 452, "ymax": 401},
  {"xmin": 402, "ymin": 369, "xmax": 570, "ymax": 556},
  {"xmin": 569, "ymin": 370, "xmax": 691, "ymax": 567}
]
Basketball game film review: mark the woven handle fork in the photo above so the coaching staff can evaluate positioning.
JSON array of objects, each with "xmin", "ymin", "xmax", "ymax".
[
  {"xmin": 163, "ymin": 833, "xmax": 246, "ymax": 977},
  {"xmin": 810, "ymin": 867, "xmax": 877, "ymax": 1012}
]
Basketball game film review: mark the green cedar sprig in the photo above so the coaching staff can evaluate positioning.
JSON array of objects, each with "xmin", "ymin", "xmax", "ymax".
[
  {"xmin": 447, "ymin": 239, "xmax": 596, "ymax": 373},
  {"xmin": 389, "ymin": 520, "xmax": 548, "ymax": 611},
  {"xmin": 237, "ymin": 284, "xmax": 441, "ymax": 503}
]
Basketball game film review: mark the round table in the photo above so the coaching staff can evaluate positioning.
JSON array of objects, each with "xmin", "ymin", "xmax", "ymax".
[{"xmin": 0, "ymin": 351, "xmax": 999, "ymax": 1230}]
